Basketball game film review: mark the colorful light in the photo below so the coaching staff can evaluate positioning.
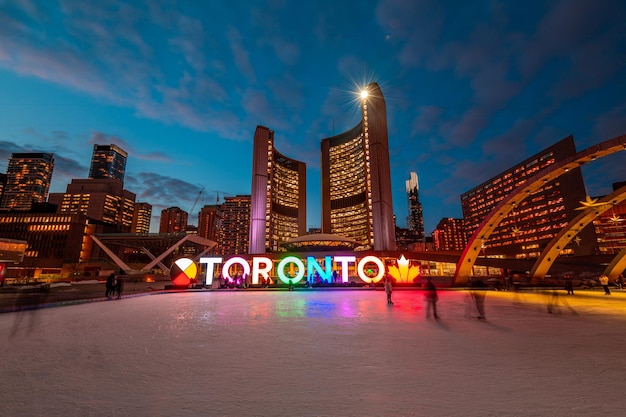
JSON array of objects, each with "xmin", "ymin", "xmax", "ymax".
[{"xmin": 170, "ymin": 257, "xmax": 197, "ymax": 286}]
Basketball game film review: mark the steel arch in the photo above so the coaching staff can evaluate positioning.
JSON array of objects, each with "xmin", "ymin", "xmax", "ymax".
[
  {"xmin": 529, "ymin": 184, "xmax": 626, "ymax": 281},
  {"xmin": 454, "ymin": 134, "xmax": 626, "ymax": 285}
]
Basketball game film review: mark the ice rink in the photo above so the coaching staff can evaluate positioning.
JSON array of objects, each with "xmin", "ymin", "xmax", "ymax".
[{"xmin": 2, "ymin": 288, "xmax": 626, "ymax": 417}]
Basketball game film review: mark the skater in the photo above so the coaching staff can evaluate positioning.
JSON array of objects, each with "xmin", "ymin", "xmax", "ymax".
[
  {"xmin": 114, "ymin": 275, "xmax": 124, "ymax": 299},
  {"xmin": 384, "ymin": 274, "xmax": 393, "ymax": 305},
  {"xmin": 105, "ymin": 273, "xmax": 115, "ymax": 298},
  {"xmin": 470, "ymin": 278, "xmax": 487, "ymax": 319},
  {"xmin": 424, "ymin": 277, "xmax": 438, "ymax": 319},
  {"xmin": 564, "ymin": 278, "xmax": 574, "ymax": 295},
  {"xmin": 599, "ymin": 274, "xmax": 611, "ymax": 295}
]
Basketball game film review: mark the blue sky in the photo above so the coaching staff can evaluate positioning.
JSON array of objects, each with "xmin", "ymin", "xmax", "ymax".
[{"xmin": 1, "ymin": 0, "xmax": 626, "ymax": 234}]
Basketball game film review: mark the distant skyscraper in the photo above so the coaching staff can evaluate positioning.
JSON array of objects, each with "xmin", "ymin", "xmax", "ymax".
[
  {"xmin": 405, "ymin": 172, "xmax": 425, "ymax": 241},
  {"xmin": 0, "ymin": 173, "xmax": 6, "ymax": 205},
  {"xmin": 159, "ymin": 207, "xmax": 188, "ymax": 233},
  {"xmin": 198, "ymin": 204, "xmax": 222, "ymax": 243},
  {"xmin": 88, "ymin": 144, "xmax": 127, "ymax": 182},
  {"xmin": 49, "ymin": 179, "xmax": 136, "ymax": 231},
  {"xmin": 220, "ymin": 195, "xmax": 251, "ymax": 255},
  {"xmin": 320, "ymin": 82, "xmax": 396, "ymax": 251},
  {"xmin": 249, "ymin": 126, "xmax": 307, "ymax": 254},
  {"xmin": 132, "ymin": 202, "xmax": 152, "ymax": 233},
  {"xmin": 1, "ymin": 152, "xmax": 54, "ymax": 211},
  {"xmin": 461, "ymin": 135, "xmax": 597, "ymax": 258},
  {"xmin": 433, "ymin": 218, "xmax": 466, "ymax": 251}
]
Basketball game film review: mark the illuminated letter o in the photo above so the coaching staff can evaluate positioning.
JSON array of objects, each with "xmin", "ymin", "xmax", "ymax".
[
  {"xmin": 222, "ymin": 257, "xmax": 251, "ymax": 281},
  {"xmin": 277, "ymin": 256, "xmax": 305, "ymax": 284},
  {"xmin": 357, "ymin": 256, "xmax": 385, "ymax": 283}
]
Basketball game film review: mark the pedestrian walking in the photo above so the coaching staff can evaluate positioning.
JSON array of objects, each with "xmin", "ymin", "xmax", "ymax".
[
  {"xmin": 599, "ymin": 274, "xmax": 611, "ymax": 295},
  {"xmin": 424, "ymin": 277, "xmax": 438, "ymax": 319}
]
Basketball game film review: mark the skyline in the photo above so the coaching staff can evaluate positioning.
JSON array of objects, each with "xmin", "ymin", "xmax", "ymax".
[{"xmin": 1, "ymin": 1, "xmax": 626, "ymax": 234}]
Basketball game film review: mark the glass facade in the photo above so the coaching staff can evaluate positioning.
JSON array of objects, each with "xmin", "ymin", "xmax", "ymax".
[
  {"xmin": 250, "ymin": 126, "xmax": 306, "ymax": 254},
  {"xmin": 1, "ymin": 153, "xmax": 54, "ymax": 211},
  {"xmin": 461, "ymin": 136, "xmax": 597, "ymax": 258},
  {"xmin": 89, "ymin": 144, "xmax": 128, "ymax": 182},
  {"xmin": 321, "ymin": 82, "xmax": 395, "ymax": 251}
]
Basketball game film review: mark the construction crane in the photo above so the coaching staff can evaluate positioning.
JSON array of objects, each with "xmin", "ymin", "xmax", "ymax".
[{"xmin": 188, "ymin": 187, "xmax": 204, "ymax": 224}]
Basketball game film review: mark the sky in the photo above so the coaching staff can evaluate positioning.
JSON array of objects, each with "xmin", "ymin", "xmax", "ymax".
[{"xmin": 1, "ymin": 0, "xmax": 626, "ymax": 234}]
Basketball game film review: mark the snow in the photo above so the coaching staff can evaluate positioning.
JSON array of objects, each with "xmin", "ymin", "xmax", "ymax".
[{"xmin": 2, "ymin": 288, "xmax": 626, "ymax": 417}]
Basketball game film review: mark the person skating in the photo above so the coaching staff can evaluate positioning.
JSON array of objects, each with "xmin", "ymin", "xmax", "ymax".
[
  {"xmin": 384, "ymin": 274, "xmax": 393, "ymax": 305},
  {"xmin": 424, "ymin": 277, "xmax": 438, "ymax": 319}
]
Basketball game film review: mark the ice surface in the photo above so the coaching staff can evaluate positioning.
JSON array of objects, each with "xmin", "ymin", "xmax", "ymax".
[{"xmin": 2, "ymin": 289, "xmax": 626, "ymax": 417}]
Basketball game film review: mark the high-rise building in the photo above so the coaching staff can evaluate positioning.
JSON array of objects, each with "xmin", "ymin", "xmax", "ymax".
[
  {"xmin": 1, "ymin": 152, "xmax": 54, "ymax": 211},
  {"xmin": 159, "ymin": 207, "xmax": 188, "ymax": 233},
  {"xmin": 88, "ymin": 144, "xmax": 128, "ymax": 182},
  {"xmin": 220, "ymin": 195, "xmax": 251, "ymax": 255},
  {"xmin": 198, "ymin": 204, "xmax": 222, "ymax": 243},
  {"xmin": 48, "ymin": 179, "xmax": 136, "ymax": 231},
  {"xmin": 593, "ymin": 181, "xmax": 626, "ymax": 255},
  {"xmin": 460, "ymin": 135, "xmax": 598, "ymax": 258},
  {"xmin": 132, "ymin": 202, "xmax": 152, "ymax": 233},
  {"xmin": 406, "ymin": 172, "xmax": 425, "ymax": 241},
  {"xmin": 0, "ymin": 173, "xmax": 6, "ymax": 205},
  {"xmin": 320, "ymin": 82, "xmax": 396, "ymax": 251},
  {"xmin": 433, "ymin": 218, "xmax": 467, "ymax": 251},
  {"xmin": 249, "ymin": 126, "xmax": 306, "ymax": 254}
]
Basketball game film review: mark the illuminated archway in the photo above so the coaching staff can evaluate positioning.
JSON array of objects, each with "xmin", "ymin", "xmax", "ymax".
[
  {"xmin": 454, "ymin": 134, "xmax": 626, "ymax": 285},
  {"xmin": 604, "ymin": 247, "xmax": 626, "ymax": 280},
  {"xmin": 529, "ymin": 184, "xmax": 626, "ymax": 281}
]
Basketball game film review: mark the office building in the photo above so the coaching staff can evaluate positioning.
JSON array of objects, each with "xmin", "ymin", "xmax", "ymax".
[
  {"xmin": 89, "ymin": 144, "xmax": 128, "ymax": 182},
  {"xmin": 159, "ymin": 206, "xmax": 188, "ymax": 233},
  {"xmin": 0, "ymin": 173, "xmax": 6, "ymax": 204},
  {"xmin": 132, "ymin": 202, "xmax": 152, "ymax": 233},
  {"xmin": 1, "ymin": 152, "xmax": 54, "ymax": 211},
  {"xmin": 433, "ymin": 218, "xmax": 467, "ymax": 251},
  {"xmin": 460, "ymin": 135, "xmax": 597, "ymax": 258},
  {"xmin": 593, "ymin": 181, "xmax": 626, "ymax": 255},
  {"xmin": 406, "ymin": 172, "xmax": 425, "ymax": 241},
  {"xmin": 0, "ymin": 212, "xmax": 93, "ymax": 277},
  {"xmin": 49, "ymin": 179, "xmax": 136, "ymax": 232},
  {"xmin": 320, "ymin": 82, "xmax": 396, "ymax": 251},
  {"xmin": 220, "ymin": 195, "xmax": 251, "ymax": 255},
  {"xmin": 249, "ymin": 126, "xmax": 306, "ymax": 253},
  {"xmin": 198, "ymin": 204, "xmax": 222, "ymax": 243}
]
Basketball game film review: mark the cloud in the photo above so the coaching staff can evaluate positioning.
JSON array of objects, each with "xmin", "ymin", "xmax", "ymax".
[
  {"xmin": 129, "ymin": 171, "xmax": 203, "ymax": 209},
  {"xmin": 228, "ymin": 27, "xmax": 256, "ymax": 84}
]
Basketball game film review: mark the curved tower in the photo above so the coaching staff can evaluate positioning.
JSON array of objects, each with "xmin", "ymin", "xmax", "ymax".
[
  {"xmin": 320, "ymin": 82, "xmax": 396, "ymax": 251},
  {"xmin": 249, "ymin": 126, "xmax": 307, "ymax": 254}
]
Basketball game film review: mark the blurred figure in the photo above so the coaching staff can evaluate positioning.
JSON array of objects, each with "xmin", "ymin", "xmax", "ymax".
[
  {"xmin": 547, "ymin": 289, "xmax": 577, "ymax": 315},
  {"xmin": 599, "ymin": 274, "xmax": 611, "ymax": 295},
  {"xmin": 470, "ymin": 278, "xmax": 487, "ymax": 320},
  {"xmin": 614, "ymin": 274, "xmax": 624, "ymax": 290},
  {"xmin": 115, "ymin": 275, "xmax": 124, "ymax": 299},
  {"xmin": 564, "ymin": 277, "xmax": 574, "ymax": 295},
  {"xmin": 10, "ymin": 283, "xmax": 50, "ymax": 337},
  {"xmin": 384, "ymin": 274, "xmax": 393, "ymax": 305},
  {"xmin": 105, "ymin": 273, "xmax": 115, "ymax": 298},
  {"xmin": 424, "ymin": 277, "xmax": 438, "ymax": 319}
]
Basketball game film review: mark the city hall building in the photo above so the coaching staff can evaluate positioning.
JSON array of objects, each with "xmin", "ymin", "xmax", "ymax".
[{"xmin": 249, "ymin": 82, "xmax": 396, "ymax": 254}]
